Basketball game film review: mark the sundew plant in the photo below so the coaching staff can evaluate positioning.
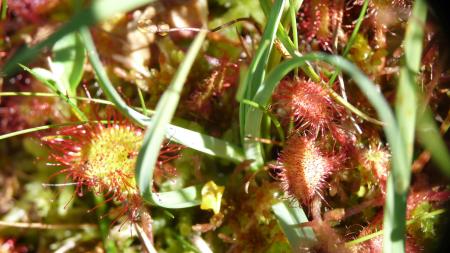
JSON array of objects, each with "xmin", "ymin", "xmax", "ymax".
[{"xmin": 1, "ymin": 0, "xmax": 450, "ymax": 252}]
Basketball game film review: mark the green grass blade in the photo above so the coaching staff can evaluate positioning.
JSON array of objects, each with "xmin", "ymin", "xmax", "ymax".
[
  {"xmin": 240, "ymin": 0, "xmax": 285, "ymax": 135},
  {"xmin": 384, "ymin": 1, "xmax": 427, "ymax": 252},
  {"xmin": 239, "ymin": 41, "xmax": 269, "ymax": 140},
  {"xmin": 241, "ymin": 0, "xmax": 286, "ymax": 168},
  {"xmin": 244, "ymin": 0, "xmax": 285, "ymax": 100},
  {"xmin": 0, "ymin": 121, "xmax": 92, "ymax": 140},
  {"xmin": 1, "ymin": 0, "xmax": 154, "ymax": 76},
  {"xmin": 342, "ymin": 0, "xmax": 369, "ymax": 57},
  {"xmin": 272, "ymin": 201, "xmax": 315, "ymax": 251},
  {"xmin": 137, "ymin": 87, "xmax": 149, "ymax": 116},
  {"xmin": 283, "ymin": 0, "xmax": 303, "ymax": 27},
  {"xmin": 289, "ymin": 0, "xmax": 300, "ymax": 76},
  {"xmin": 416, "ymin": 108, "xmax": 450, "ymax": 176},
  {"xmin": 167, "ymin": 124, "xmax": 244, "ymax": 163},
  {"xmin": 328, "ymin": 0, "xmax": 369, "ymax": 85},
  {"xmin": 51, "ymin": 32, "xmax": 86, "ymax": 100},
  {"xmin": 395, "ymin": 0, "xmax": 426, "ymax": 163},
  {"xmin": 260, "ymin": 1, "xmax": 321, "ymax": 82},
  {"xmin": 0, "ymin": 91, "xmax": 152, "ymax": 112},
  {"xmin": 79, "ymin": 27, "xmax": 149, "ymax": 125},
  {"xmin": 135, "ymin": 30, "xmax": 207, "ymax": 206},
  {"xmin": 20, "ymin": 64, "xmax": 88, "ymax": 121},
  {"xmin": 80, "ymin": 28, "xmax": 244, "ymax": 163},
  {"xmin": 241, "ymin": 99, "xmax": 285, "ymax": 143},
  {"xmin": 149, "ymin": 185, "xmax": 202, "ymax": 209}
]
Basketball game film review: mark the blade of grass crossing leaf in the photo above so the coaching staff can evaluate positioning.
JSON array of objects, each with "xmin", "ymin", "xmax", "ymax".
[
  {"xmin": 80, "ymin": 27, "xmax": 244, "ymax": 164},
  {"xmin": 135, "ymin": 30, "xmax": 207, "ymax": 205},
  {"xmin": 242, "ymin": 0, "xmax": 286, "ymax": 169},
  {"xmin": 384, "ymin": 1, "xmax": 427, "ymax": 252},
  {"xmin": 80, "ymin": 28, "xmax": 149, "ymax": 126},
  {"xmin": 0, "ymin": 91, "xmax": 155, "ymax": 114},
  {"xmin": 167, "ymin": 124, "xmax": 244, "ymax": 163},
  {"xmin": 82, "ymin": 27, "xmax": 212, "ymax": 208},
  {"xmin": 263, "ymin": 2, "xmax": 378, "ymax": 129},
  {"xmin": 272, "ymin": 201, "xmax": 315, "ymax": 251},
  {"xmin": 2, "ymin": 0, "xmax": 154, "ymax": 76}
]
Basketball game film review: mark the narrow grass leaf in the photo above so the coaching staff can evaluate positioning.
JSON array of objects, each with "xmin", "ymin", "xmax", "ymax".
[
  {"xmin": 288, "ymin": 0, "xmax": 300, "ymax": 76},
  {"xmin": 283, "ymin": 0, "xmax": 303, "ymax": 27},
  {"xmin": 167, "ymin": 124, "xmax": 245, "ymax": 163},
  {"xmin": 385, "ymin": 1, "xmax": 427, "ymax": 252},
  {"xmin": 260, "ymin": 0, "xmax": 321, "ymax": 82},
  {"xmin": 137, "ymin": 87, "xmax": 149, "ymax": 116},
  {"xmin": 0, "ymin": 122, "xmax": 91, "ymax": 140},
  {"xmin": 239, "ymin": 41, "xmax": 269, "ymax": 140},
  {"xmin": 272, "ymin": 201, "xmax": 315, "ymax": 251},
  {"xmin": 80, "ymin": 28, "xmax": 244, "ymax": 163},
  {"xmin": 328, "ymin": 0, "xmax": 369, "ymax": 85},
  {"xmin": 149, "ymin": 185, "xmax": 202, "ymax": 209},
  {"xmin": 416, "ymin": 108, "xmax": 450, "ymax": 177},
  {"xmin": 242, "ymin": 0, "xmax": 286, "ymax": 169},
  {"xmin": 80, "ymin": 28, "xmax": 149, "ymax": 125},
  {"xmin": 241, "ymin": 99, "xmax": 285, "ymax": 143},
  {"xmin": 395, "ymin": 0, "xmax": 426, "ymax": 163},
  {"xmin": 51, "ymin": 32, "xmax": 86, "ymax": 101},
  {"xmin": 135, "ymin": 30, "xmax": 207, "ymax": 206},
  {"xmin": 20, "ymin": 65, "xmax": 88, "ymax": 121}
]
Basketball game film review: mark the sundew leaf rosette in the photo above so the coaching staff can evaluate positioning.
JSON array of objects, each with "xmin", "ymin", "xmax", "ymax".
[{"xmin": 42, "ymin": 119, "xmax": 181, "ymax": 222}]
